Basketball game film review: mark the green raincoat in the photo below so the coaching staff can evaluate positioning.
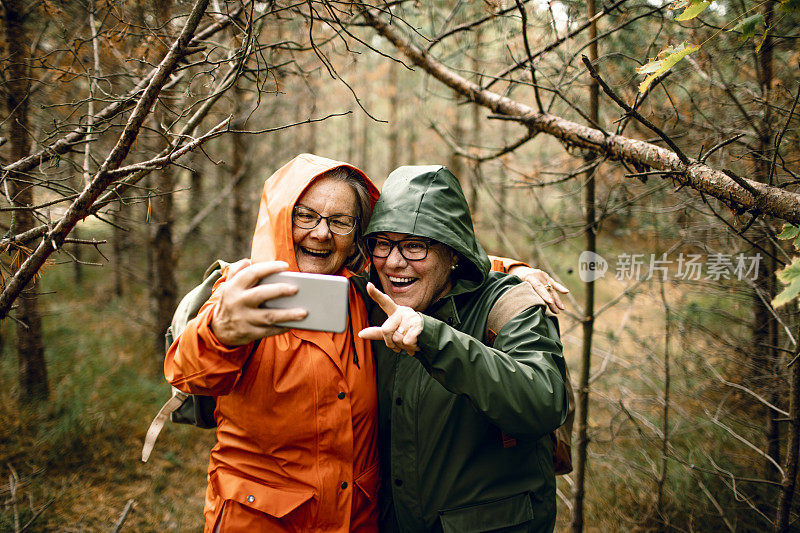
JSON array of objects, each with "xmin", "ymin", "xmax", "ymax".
[{"xmin": 362, "ymin": 165, "xmax": 569, "ymax": 533}]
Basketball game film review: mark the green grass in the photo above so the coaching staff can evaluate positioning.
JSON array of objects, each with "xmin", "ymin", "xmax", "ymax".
[{"xmin": 0, "ymin": 251, "xmax": 213, "ymax": 531}]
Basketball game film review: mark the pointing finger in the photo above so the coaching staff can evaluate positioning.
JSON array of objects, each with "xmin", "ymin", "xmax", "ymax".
[
  {"xmin": 366, "ymin": 282, "xmax": 398, "ymax": 316},
  {"xmin": 358, "ymin": 327, "xmax": 385, "ymax": 340}
]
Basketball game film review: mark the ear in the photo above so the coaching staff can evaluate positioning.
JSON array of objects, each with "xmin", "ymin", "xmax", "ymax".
[
  {"xmin": 450, "ymin": 250, "xmax": 460, "ymax": 270},
  {"xmin": 346, "ymin": 236, "xmax": 358, "ymax": 261}
]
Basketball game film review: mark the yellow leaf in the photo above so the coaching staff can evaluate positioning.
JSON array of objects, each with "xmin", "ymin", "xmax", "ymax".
[
  {"xmin": 638, "ymin": 43, "xmax": 701, "ymax": 93},
  {"xmin": 676, "ymin": 0, "xmax": 711, "ymax": 20}
]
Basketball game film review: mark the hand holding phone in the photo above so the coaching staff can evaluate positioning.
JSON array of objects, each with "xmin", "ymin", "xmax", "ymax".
[{"xmin": 211, "ymin": 261, "xmax": 308, "ymax": 346}]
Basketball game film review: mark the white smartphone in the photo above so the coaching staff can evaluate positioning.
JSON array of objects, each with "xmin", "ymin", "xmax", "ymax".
[{"xmin": 258, "ymin": 271, "xmax": 350, "ymax": 333}]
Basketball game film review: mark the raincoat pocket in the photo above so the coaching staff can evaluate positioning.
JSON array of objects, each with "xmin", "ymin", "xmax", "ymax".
[
  {"xmin": 354, "ymin": 462, "xmax": 380, "ymax": 503},
  {"xmin": 351, "ymin": 463, "xmax": 380, "ymax": 531},
  {"xmin": 438, "ymin": 492, "xmax": 534, "ymax": 533},
  {"xmin": 210, "ymin": 469, "xmax": 315, "ymax": 519}
]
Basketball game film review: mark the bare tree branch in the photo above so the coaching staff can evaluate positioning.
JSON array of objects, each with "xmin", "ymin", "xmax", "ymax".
[
  {"xmin": 359, "ymin": 6, "xmax": 800, "ymax": 224},
  {"xmin": 0, "ymin": 4, "xmax": 241, "ymax": 180},
  {"xmin": 0, "ymin": 0, "xmax": 212, "ymax": 319}
]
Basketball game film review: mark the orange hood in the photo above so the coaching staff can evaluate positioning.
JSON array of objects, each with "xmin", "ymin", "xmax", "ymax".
[{"xmin": 251, "ymin": 154, "xmax": 380, "ymax": 273}]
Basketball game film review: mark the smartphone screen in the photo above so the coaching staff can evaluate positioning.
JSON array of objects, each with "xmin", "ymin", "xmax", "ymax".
[{"xmin": 258, "ymin": 271, "xmax": 349, "ymax": 333}]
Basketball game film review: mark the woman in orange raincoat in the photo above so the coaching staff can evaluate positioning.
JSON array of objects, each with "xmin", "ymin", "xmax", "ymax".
[{"xmin": 165, "ymin": 154, "xmax": 381, "ymax": 532}]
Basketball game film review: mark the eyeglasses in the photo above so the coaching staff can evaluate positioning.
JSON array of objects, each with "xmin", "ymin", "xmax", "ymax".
[
  {"xmin": 367, "ymin": 236, "xmax": 432, "ymax": 261},
  {"xmin": 292, "ymin": 206, "xmax": 358, "ymax": 235}
]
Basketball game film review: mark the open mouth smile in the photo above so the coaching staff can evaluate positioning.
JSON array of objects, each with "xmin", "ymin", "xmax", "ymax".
[
  {"xmin": 300, "ymin": 247, "xmax": 332, "ymax": 258},
  {"xmin": 388, "ymin": 275, "xmax": 417, "ymax": 288}
]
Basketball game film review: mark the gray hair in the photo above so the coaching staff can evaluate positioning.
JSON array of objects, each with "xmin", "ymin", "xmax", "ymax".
[{"xmin": 320, "ymin": 166, "xmax": 373, "ymax": 273}]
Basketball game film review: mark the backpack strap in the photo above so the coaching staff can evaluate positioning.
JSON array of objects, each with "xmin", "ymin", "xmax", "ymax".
[
  {"xmin": 142, "ymin": 259, "xmax": 230, "ymax": 463},
  {"xmin": 142, "ymin": 390, "xmax": 188, "ymax": 462},
  {"xmin": 485, "ymin": 283, "xmax": 554, "ymax": 344},
  {"xmin": 484, "ymin": 282, "xmax": 575, "ymax": 475}
]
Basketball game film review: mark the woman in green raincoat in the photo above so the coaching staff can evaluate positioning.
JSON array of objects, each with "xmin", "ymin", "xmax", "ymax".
[{"xmin": 359, "ymin": 165, "xmax": 569, "ymax": 533}]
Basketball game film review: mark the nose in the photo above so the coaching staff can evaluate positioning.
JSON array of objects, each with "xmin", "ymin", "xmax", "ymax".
[
  {"xmin": 385, "ymin": 245, "xmax": 408, "ymax": 268},
  {"xmin": 309, "ymin": 218, "xmax": 332, "ymax": 239}
]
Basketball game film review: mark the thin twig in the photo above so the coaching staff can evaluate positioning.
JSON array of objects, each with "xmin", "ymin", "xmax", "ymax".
[
  {"xmin": 485, "ymin": 0, "xmax": 630, "ymax": 90},
  {"xmin": 8, "ymin": 464, "xmax": 20, "ymax": 533},
  {"xmin": 768, "ymin": 74, "xmax": 800, "ymax": 186},
  {"xmin": 514, "ymin": 0, "xmax": 543, "ymax": 114},
  {"xmin": 111, "ymin": 499, "xmax": 134, "ymax": 533},
  {"xmin": 426, "ymin": 0, "xmax": 534, "ymax": 51},
  {"xmin": 0, "ymin": 5, "xmax": 239, "ymax": 179},
  {"xmin": 695, "ymin": 475, "xmax": 736, "ymax": 532},
  {"xmin": 581, "ymin": 55, "xmax": 690, "ymax": 165},
  {"xmin": 0, "ymin": 194, "xmax": 79, "ymax": 212},
  {"xmin": 705, "ymin": 360, "xmax": 789, "ymax": 417},
  {"xmin": 20, "ymin": 498, "xmax": 55, "ymax": 533},
  {"xmin": 700, "ymin": 134, "xmax": 746, "ymax": 164},
  {"xmin": 705, "ymin": 408, "xmax": 785, "ymax": 478}
]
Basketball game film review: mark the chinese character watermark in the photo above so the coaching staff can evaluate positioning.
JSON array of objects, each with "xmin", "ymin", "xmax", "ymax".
[{"xmin": 577, "ymin": 252, "xmax": 761, "ymax": 282}]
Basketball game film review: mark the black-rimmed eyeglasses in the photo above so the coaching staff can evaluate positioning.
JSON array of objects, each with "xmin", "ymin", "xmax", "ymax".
[
  {"xmin": 292, "ymin": 206, "xmax": 358, "ymax": 235},
  {"xmin": 367, "ymin": 236, "xmax": 432, "ymax": 261}
]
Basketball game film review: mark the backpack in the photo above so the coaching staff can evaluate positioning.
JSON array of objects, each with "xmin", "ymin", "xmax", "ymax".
[
  {"xmin": 141, "ymin": 260, "xmax": 233, "ymax": 463},
  {"xmin": 484, "ymin": 282, "xmax": 575, "ymax": 475}
]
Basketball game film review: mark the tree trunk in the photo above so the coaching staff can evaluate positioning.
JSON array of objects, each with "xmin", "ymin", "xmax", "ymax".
[
  {"xmin": 497, "ymin": 120, "xmax": 508, "ymax": 238},
  {"xmin": 347, "ymin": 104, "xmax": 356, "ymax": 164},
  {"xmin": 150, "ymin": 161, "xmax": 177, "ymax": 355},
  {"xmin": 230, "ymin": 85, "xmax": 247, "ymax": 258},
  {"xmin": 359, "ymin": 62, "xmax": 371, "ymax": 176},
  {"xmin": 407, "ymin": 107, "xmax": 418, "ymax": 164},
  {"xmin": 72, "ymin": 227, "xmax": 83, "ymax": 285},
  {"xmin": 448, "ymin": 92, "xmax": 464, "ymax": 182},
  {"xmin": 307, "ymin": 101, "xmax": 318, "ymax": 154},
  {"xmin": 112, "ymin": 206, "xmax": 128, "ymax": 297},
  {"xmin": 753, "ymin": 0, "xmax": 782, "ymax": 482},
  {"xmin": 469, "ymin": 28, "xmax": 483, "ymax": 221},
  {"xmin": 4, "ymin": 0, "xmax": 48, "ymax": 401},
  {"xmin": 187, "ymin": 150, "xmax": 203, "ymax": 242},
  {"xmin": 571, "ymin": 0, "xmax": 599, "ymax": 528},
  {"xmin": 775, "ymin": 346, "xmax": 800, "ymax": 532},
  {"xmin": 148, "ymin": 0, "xmax": 177, "ymax": 356},
  {"xmin": 388, "ymin": 60, "xmax": 400, "ymax": 173},
  {"xmin": 656, "ymin": 279, "xmax": 672, "ymax": 526}
]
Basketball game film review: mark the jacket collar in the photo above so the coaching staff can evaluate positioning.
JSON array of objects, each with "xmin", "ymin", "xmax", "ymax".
[
  {"xmin": 289, "ymin": 329, "xmax": 345, "ymax": 375},
  {"xmin": 426, "ymin": 294, "xmax": 461, "ymax": 329}
]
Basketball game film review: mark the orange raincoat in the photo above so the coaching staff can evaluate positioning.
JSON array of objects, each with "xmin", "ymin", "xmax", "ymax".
[{"xmin": 165, "ymin": 154, "xmax": 381, "ymax": 532}]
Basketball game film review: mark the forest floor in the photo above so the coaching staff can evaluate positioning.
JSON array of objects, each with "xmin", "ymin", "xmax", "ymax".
[{"xmin": 0, "ymin": 263, "xmax": 212, "ymax": 531}]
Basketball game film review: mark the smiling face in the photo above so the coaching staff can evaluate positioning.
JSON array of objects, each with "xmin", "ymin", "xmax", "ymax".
[
  {"xmin": 371, "ymin": 232, "xmax": 458, "ymax": 312},
  {"xmin": 292, "ymin": 175, "xmax": 358, "ymax": 275}
]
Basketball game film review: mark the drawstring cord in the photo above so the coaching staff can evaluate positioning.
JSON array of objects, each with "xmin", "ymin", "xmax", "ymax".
[{"xmin": 349, "ymin": 317, "xmax": 360, "ymax": 369}]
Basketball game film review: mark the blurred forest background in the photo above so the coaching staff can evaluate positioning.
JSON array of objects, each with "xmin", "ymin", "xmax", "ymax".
[{"xmin": 1, "ymin": 0, "xmax": 799, "ymax": 530}]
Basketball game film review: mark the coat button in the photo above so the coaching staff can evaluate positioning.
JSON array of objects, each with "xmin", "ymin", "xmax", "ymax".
[
  {"xmin": 246, "ymin": 494, "xmax": 255, "ymax": 503},
  {"xmin": 394, "ymin": 478, "xmax": 403, "ymax": 487},
  {"xmin": 337, "ymin": 391, "xmax": 346, "ymax": 400},
  {"xmin": 395, "ymin": 397, "xmax": 403, "ymax": 405},
  {"xmin": 341, "ymin": 481, "xmax": 348, "ymax": 489}
]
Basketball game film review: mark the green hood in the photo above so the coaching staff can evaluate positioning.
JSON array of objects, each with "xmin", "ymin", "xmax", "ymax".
[{"xmin": 366, "ymin": 165, "xmax": 490, "ymax": 292}]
